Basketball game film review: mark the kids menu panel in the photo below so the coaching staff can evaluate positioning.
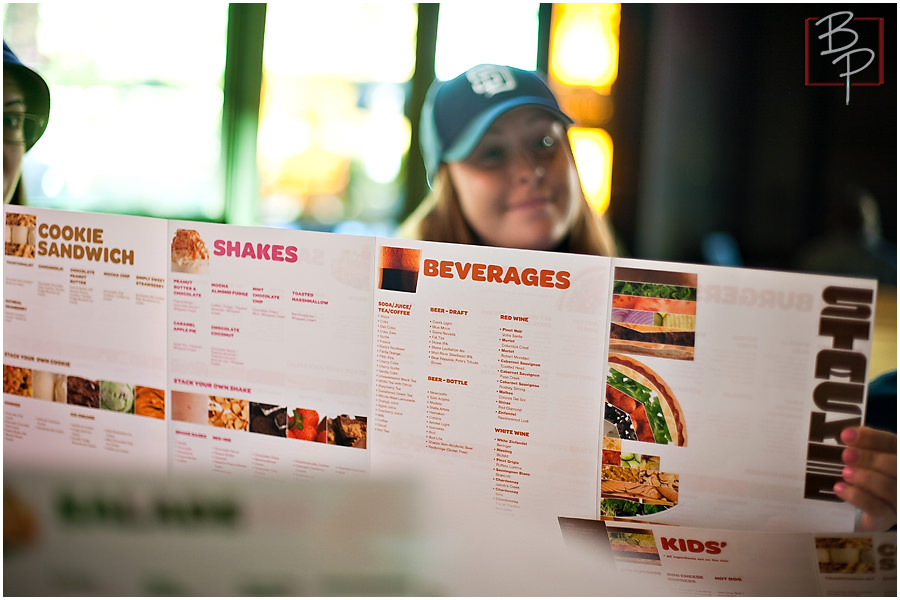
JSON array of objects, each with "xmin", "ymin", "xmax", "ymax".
[
  {"xmin": 165, "ymin": 221, "xmax": 375, "ymax": 480},
  {"xmin": 558, "ymin": 517, "xmax": 896, "ymax": 596},
  {"xmin": 3, "ymin": 206, "xmax": 168, "ymax": 474}
]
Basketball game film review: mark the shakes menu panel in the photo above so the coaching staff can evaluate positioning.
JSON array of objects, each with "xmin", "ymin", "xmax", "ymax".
[
  {"xmin": 3, "ymin": 207, "xmax": 168, "ymax": 474},
  {"xmin": 165, "ymin": 220, "xmax": 374, "ymax": 479},
  {"xmin": 3, "ymin": 206, "xmax": 879, "ymax": 533}
]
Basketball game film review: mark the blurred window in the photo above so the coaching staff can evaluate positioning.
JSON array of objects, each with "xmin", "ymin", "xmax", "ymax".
[
  {"xmin": 3, "ymin": 2, "xmax": 228, "ymax": 220},
  {"xmin": 5, "ymin": 3, "xmax": 544, "ymax": 230},
  {"xmin": 434, "ymin": 2, "xmax": 541, "ymax": 79},
  {"xmin": 260, "ymin": 2, "xmax": 541, "ymax": 234},
  {"xmin": 258, "ymin": 3, "xmax": 417, "ymax": 235}
]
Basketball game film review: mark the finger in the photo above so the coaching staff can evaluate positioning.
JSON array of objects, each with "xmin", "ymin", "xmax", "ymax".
[
  {"xmin": 841, "ymin": 426, "xmax": 898, "ymax": 454},
  {"xmin": 833, "ymin": 480, "xmax": 897, "ymax": 532},
  {"xmin": 841, "ymin": 464, "xmax": 897, "ymax": 510},
  {"xmin": 842, "ymin": 445, "xmax": 898, "ymax": 478}
]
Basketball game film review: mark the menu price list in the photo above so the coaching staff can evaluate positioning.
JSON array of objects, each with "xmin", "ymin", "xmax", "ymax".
[
  {"xmin": 4, "ymin": 388, "xmax": 167, "ymax": 474},
  {"xmin": 371, "ymin": 241, "xmax": 607, "ymax": 524}
]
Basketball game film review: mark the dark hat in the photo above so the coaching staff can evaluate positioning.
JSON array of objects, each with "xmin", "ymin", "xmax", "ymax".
[
  {"xmin": 4, "ymin": 40, "xmax": 50, "ymax": 149},
  {"xmin": 419, "ymin": 63, "xmax": 572, "ymax": 185}
]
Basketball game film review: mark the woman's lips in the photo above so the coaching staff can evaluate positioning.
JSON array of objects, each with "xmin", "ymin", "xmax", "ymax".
[{"xmin": 508, "ymin": 196, "xmax": 552, "ymax": 212}]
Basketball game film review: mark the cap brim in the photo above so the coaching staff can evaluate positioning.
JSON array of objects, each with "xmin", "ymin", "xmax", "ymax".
[{"xmin": 443, "ymin": 97, "xmax": 573, "ymax": 163}]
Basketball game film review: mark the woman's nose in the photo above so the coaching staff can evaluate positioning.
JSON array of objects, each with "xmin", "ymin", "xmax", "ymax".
[{"xmin": 510, "ymin": 147, "xmax": 541, "ymax": 183}]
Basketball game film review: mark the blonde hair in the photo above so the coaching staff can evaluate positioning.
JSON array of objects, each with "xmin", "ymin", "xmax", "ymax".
[{"xmin": 397, "ymin": 164, "xmax": 619, "ymax": 257}]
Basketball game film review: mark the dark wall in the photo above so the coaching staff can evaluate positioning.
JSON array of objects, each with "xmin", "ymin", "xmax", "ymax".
[{"xmin": 609, "ymin": 3, "xmax": 896, "ymax": 270}]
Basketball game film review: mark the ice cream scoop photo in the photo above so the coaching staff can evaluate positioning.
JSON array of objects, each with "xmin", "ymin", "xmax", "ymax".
[
  {"xmin": 32, "ymin": 371, "xmax": 66, "ymax": 403},
  {"xmin": 100, "ymin": 381, "xmax": 135, "ymax": 413}
]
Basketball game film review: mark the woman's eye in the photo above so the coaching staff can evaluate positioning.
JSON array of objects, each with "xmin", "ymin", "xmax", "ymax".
[
  {"xmin": 4, "ymin": 114, "xmax": 23, "ymax": 129},
  {"xmin": 537, "ymin": 135, "xmax": 556, "ymax": 150},
  {"xmin": 474, "ymin": 146, "xmax": 505, "ymax": 164}
]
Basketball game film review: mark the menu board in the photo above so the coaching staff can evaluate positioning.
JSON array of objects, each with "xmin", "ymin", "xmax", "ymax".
[{"xmin": 3, "ymin": 206, "xmax": 880, "ymax": 535}]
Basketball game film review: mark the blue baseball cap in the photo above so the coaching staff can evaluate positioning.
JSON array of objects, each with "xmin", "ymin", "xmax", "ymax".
[
  {"xmin": 419, "ymin": 63, "xmax": 572, "ymax": 185},
  {"xmin": 3, "ymin": 40, "xmax": 50, "ymax": 150}
]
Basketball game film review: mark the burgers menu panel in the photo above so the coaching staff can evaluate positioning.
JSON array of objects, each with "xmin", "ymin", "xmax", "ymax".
[
  {"xmin": 595, "ymin": 259, "xmax": 877, "ymax": 532},
  {"xmin": 3, "ymin": 207, "xmax": 168, "ymax": 474}
]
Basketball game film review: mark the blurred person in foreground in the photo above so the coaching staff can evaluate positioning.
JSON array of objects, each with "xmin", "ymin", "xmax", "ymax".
[
  {"xmin": 4, "ymin": 39, "xmax": 50, "ymax": 205},
  {"xmin": 399, "ymin": 63, "xmax": 896, "ymax": 531}
]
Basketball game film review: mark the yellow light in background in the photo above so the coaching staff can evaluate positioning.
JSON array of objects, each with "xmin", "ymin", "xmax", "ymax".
[
  {"xmin": 550, "ymin": 4, "xmax": 620, "ymax": 91},
  {"xmin": 569, "ymin": 127, "xmax": 613, "ymax": 214}
]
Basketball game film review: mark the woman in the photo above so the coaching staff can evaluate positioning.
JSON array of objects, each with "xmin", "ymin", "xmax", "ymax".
[
  {"xmin": 3, "ymin": 40, "xmax": 50, "ymax": 205},
  {"xmin": 401, "ymin": 63, "xmax": 896, "ymax": 531},
  {"xmin": 398, "ymin": 63, "xmax": 618, "ymax": 256}
]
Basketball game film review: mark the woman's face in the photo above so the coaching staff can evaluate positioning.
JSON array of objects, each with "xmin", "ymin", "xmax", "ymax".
[
  {"xmin": 3, "ymin": 76, "xmax": 26, "ymax": 204},
  {"xmin": 446, "ymin": 107, "xmax": 581, "ymax": 251}
]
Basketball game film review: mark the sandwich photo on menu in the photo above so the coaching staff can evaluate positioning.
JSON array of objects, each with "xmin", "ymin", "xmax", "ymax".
[
  {"xmin": 600, "ymin": 353, "xmax": 685, "ymax": 519},
  {"xmin": 609, "ymin": 267, "xmax": 697, "ymax": 360}
]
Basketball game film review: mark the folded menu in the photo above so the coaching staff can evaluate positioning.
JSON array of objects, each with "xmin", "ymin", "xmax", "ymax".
[{"xmin": 3, "ymin": 206, "xmax": 880, "ymax": 535}]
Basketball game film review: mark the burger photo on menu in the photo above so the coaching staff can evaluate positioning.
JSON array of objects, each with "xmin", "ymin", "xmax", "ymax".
[
  {"xmin": 606, "ymin": 526, "xmax": 662, "ymax": 566},
  {"xmin": 604, "ymin": 354, "xmax": 686, "ymax": 447},
  {"xmin": 609, "ymin": 267, "xmax": 697, "ymax": 361},
  {"xmin": 600, "ymin": 354, "xmax": 684, "ymax": 520},
  {"xmin": 599, "ymin": 435, "xmax": 679, "ymax": 518}
]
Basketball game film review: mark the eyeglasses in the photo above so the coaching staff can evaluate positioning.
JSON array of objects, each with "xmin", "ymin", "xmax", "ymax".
[{"xmin": 3, "ymin": 112, "xmax": 47, "ymax": 147}]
